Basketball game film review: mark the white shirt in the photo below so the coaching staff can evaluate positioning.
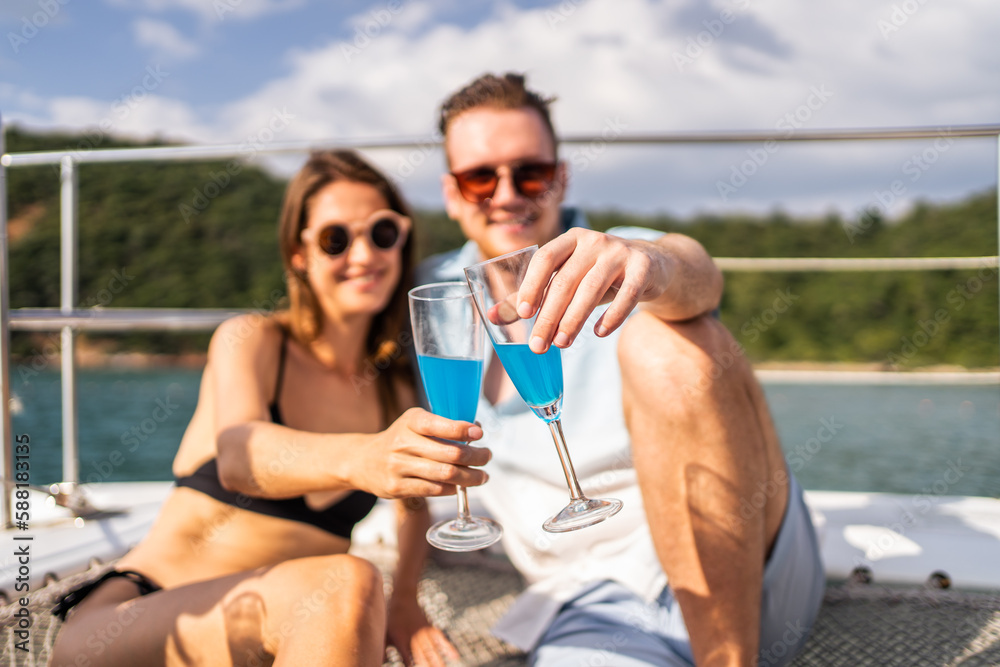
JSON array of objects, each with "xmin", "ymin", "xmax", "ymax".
[{"xmin": 416, "ymin": 213, "xmax": 667, "ymax": 650}]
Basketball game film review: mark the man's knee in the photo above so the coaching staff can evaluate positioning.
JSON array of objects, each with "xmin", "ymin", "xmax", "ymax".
[{"xmin": 619, "ymin": 312, "xmax": 749, "ymax": 399}]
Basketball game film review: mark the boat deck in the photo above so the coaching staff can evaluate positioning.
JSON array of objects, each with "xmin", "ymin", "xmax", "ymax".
[
  {"xmin": 1, "ymin": 482, "xmax": 999, "ymax": 664},
  {"xmin": 3, "ymin": 543, "xmax": 1000, "ymax": 666}
]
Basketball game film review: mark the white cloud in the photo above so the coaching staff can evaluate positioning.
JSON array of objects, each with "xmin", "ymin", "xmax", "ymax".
[
  {"xmin": 234, "ymin": 0, "xmax": 1000, "ymax": 139},
  {"xmin": 0, "ymin": 84, "xmax": 46, "ymax": 114},
  {"xmin": 7, "ymin": 0, "xmax": 999, "ymax": 216},
  {"xmin": 6, "ymin": 86, "xmax": 212, "ymax": 146},
  {"xmin": 202, "ymin": 0, "xmax": 998, "ymax": 214},
  {"xmin": 345, "ymin": 0, "xmax": 435, "ymax": 36},
  {"xmin": 133, "ymin": 17, "xmax": 199, "ymax": 59},
  {"xmin": 389, "ymin": 1, "xmax": 435, "ymax": 34}
]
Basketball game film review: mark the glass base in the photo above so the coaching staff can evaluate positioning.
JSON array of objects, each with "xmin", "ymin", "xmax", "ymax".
[
  {"xmin": 543, "ymin": 497, "xmax": 623, "ymax": 533},
  {"xmin": 426, "ymin": 515, "xmax": 503, "ymax": 552}
]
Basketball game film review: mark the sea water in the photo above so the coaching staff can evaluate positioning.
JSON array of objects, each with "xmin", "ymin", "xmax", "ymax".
[{"xmin": 9, "ymin": 368, "xmax": 1000, "ymax": 499}]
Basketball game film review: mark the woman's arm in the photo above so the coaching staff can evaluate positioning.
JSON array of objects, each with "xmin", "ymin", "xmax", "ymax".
[
  {"xmin": 386, "ymin": 498, "xmax": 460, "ymax": 667},
  {"xmin": 210, "ymin": 316, "xmax": 490, "ymax": 499}
]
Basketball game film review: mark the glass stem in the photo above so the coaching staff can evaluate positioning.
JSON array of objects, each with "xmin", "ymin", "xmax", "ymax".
[
  {"xmin": 455, "ymin": 485, "xmax": 471, "ymax": 519},
  {"xmin": 548, "ymin": 419, "xmax": 586, "ymax": 501}
]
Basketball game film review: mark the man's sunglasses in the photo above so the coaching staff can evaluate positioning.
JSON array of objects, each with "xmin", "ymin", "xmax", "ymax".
[
  {"xmin": 301, "ymin": 210, "xmax": 410, "ymax": 257},
  {"xmin": 450, "ymin": 162, "xmax": 557, "ymax": 205}
]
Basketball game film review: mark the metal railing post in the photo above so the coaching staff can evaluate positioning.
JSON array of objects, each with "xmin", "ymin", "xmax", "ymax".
[
  {"xmin": 59, "ymin": 156, "xmax": 79, "ymax": 485},
  {"xmin": 0, "ymin": 114, "xmax": 12, "ymax": 527}
]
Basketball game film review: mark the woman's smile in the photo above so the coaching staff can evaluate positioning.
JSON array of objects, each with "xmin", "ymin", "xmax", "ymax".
[{"xmin": 340, "ymin": 267, "xmax": 389, "ymax": 291}]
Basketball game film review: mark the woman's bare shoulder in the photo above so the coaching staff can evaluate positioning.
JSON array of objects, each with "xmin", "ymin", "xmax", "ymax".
[{"xmin": 209, "ymin": 314, "xmax": 285, "ymax": 363}]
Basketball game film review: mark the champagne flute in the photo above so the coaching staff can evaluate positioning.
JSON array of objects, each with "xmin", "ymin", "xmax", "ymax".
[
  {"xmin": 408, "ymin": 282, "xmax": 503, "ymax": 551},
  {"xmin": 465, "ymin": 246, "xmax": 623, "ymax": 533}
]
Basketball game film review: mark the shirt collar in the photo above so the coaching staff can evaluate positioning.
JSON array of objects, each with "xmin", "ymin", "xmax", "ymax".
[{"xmin": 454, "ymin": 206, "xmax": 588, "ymax": 272}]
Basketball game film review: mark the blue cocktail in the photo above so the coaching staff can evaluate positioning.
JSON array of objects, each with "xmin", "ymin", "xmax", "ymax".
[
  {"xmin": 416, "ymin": 355, "xmax": 483, "ymax": 422},
  {"xmin": 491, "ymin": 343, "xmax": 562, "ymax": 418},
  {"xmin": 409, "ymin": 283, "xmax": 502, "ymax": 551},
  {"xmin": 466, "ymin": 247, "xmax": 623, "ymax": 533}
]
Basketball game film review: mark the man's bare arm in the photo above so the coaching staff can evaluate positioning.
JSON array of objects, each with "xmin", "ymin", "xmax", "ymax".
[{"xmin": 517, "ymin": 228, "xmax": 723, "ymax": 353}]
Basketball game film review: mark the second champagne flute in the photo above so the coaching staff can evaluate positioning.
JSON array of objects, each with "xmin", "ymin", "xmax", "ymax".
[
  {"xmin": 465, "ymin": 246, "xmax": 623, "ymax": 533},
  {"xmin": 408, "ymin": 282, "xmax": 503, "ymax": 551}
]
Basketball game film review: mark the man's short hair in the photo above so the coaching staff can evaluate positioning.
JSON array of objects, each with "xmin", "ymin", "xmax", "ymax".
[{"xmin": 438, "ymin": 72, "xmax": 558, "ymax": 147}]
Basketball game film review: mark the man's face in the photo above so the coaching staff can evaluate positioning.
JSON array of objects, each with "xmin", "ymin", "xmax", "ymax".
[{"xmin": 442, "ymin": 106, "xmax": 566, "ymax": 260}]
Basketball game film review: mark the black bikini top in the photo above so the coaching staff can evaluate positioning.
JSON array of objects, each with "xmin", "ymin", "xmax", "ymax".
[{"xmin": 175, "ymin": 328, "xmax": 377, "ymax": 539}]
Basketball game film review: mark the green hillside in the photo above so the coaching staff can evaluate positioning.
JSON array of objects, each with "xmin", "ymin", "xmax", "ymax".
[
  {"xmin": 4, "ymin": 126, "xmax": 998, "ymax": 367},
  {"xmin": 588, "ymin": 195, "xmax": 998, "ymax": 368}
]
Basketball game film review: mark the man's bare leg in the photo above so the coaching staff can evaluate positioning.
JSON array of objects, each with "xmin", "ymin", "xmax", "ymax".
[{"xmin": 619, "ymin": 311, "xmax": 788, "ymax": 667}]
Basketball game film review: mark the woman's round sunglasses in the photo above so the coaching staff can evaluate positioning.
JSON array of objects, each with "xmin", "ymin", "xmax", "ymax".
[
  {"xmin": 450, "ymin": 161, "xmax": 557, "ymax": 205},
  {"xmin": 301, "ymin": 210, "xmax": 411, "ymax": 258}
]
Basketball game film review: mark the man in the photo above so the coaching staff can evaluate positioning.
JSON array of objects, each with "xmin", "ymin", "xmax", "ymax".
[{"xmin": 417, "ymin": 72, "xmax": 823, "ymax": 667}]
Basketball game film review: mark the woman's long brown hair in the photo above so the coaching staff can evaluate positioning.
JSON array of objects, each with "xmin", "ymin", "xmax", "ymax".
[{"xmin": 275, "ymin": 149, "xmax": 414, "ymax": 424}]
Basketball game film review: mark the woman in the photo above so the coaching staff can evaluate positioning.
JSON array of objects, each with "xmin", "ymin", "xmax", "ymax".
[{"xmin": 50, "ymin": 150, "xmax": 489, "ymax": 667}]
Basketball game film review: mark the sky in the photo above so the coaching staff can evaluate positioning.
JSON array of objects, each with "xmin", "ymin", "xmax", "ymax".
[{"xmin": 1, "ymin": 0, "xmax": 998, "ymax": 220}]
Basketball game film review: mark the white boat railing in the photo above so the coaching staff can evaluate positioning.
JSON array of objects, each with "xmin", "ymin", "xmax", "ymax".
[
  {"xmin": 0, "ymin": 118, "xmax": 998, "ymax": 527},
  {"xmin": 714, "ymin": 256, "xmax": 999, "ymax": 272}
]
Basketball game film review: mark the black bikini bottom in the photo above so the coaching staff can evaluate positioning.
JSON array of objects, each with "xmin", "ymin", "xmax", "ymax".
[{"xmin": 52, "ymin": 569, "xmax": 162, "ymax": 621}]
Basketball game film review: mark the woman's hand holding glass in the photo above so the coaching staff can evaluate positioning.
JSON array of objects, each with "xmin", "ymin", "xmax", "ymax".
[
  {"xmin": 409, "ymin": 282, "xmax": 503, "ymax": 551},
  {"xmin": 358, "ymin": 407, "xmax": 490, "ymax": 499}
]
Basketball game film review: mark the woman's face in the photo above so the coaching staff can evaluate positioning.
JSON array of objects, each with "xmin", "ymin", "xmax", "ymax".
[{"xmin": 295, "ymin": 180, "xmax": 406, "ymax": 321}]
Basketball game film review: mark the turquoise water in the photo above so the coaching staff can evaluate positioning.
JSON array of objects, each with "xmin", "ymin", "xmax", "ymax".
[
  {"xmin": 11, "ymin": 369, "xmax": 195, "ymax": 485},
  {"xmin": 492, "ymin": 343, "xmax": 563, "ymax": 409},
  {"xmin": 9, "ymin": 368, "xmax": 1000, "ymax": 499},
  {"xmin": 416, "ymin": 355, "xmax": 483, "ymax": 422},
  {"xmin": 765, "ymin": 382, "xmax": 1000, "ymax": 499}
]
